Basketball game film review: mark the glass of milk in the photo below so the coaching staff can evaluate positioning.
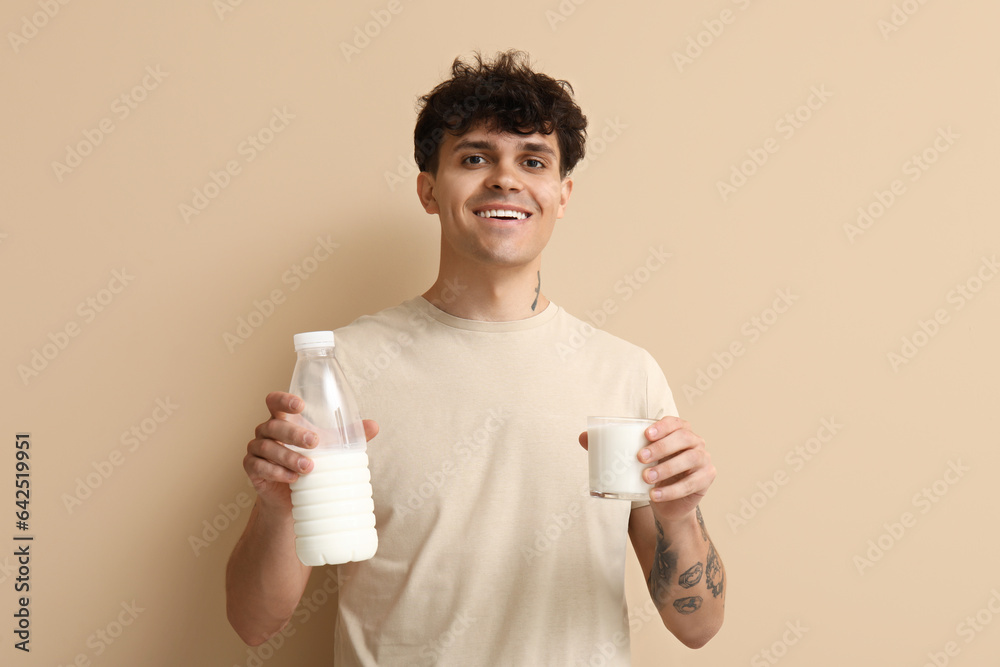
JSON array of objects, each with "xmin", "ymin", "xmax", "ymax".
[{"xmin": 587, "ymin": 416, "xmax": 656, "ymax": 500}]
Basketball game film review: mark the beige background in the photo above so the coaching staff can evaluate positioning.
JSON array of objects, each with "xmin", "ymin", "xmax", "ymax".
[{"xmin": 3, "ymin": 0, "xmax": 999, "ymax": 665}]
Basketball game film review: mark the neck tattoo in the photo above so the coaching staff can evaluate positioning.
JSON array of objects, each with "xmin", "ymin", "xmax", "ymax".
[{"xmin": 532, "ymin": 271, "xmax": 540, "ymax": 311}]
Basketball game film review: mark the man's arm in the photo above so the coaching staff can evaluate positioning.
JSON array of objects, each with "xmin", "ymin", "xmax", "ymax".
[
  {"xmin": 226, "ymin": 496, "xmax": 313, "ymax": 645},
  {"xmin": 628, "ymin": 504, "xmax": 725, "ymax": 648},
  {"xmin": 225, "ymin": 391, "xmax": 379, "ymax": 645},
  {"xmin": 581, "ymin": 415, "xmax": 724, "ymax": 647},
  {"xmin": 627, "ymin": 416, "xmax": 724, "ymax": 647}
]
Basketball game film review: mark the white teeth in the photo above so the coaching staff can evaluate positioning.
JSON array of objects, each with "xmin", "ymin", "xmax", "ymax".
[{"xmin": 476, "ymin": 209, "xmax": 527, "ymax": 219}]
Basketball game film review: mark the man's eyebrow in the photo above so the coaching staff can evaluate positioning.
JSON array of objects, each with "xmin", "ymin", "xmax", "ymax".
[
  {"xmin": 451, "ymin": 137, "xmax": 557, "ymax": 157},
  {"xmin": 451, "ymin": 138, "xmax": 494, "ymax": 152},
  {"xmin": 521, "ymin": 141, "xmax": 557, "ymax": 157}
]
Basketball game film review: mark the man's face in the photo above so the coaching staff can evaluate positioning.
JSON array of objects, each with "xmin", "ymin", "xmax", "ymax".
[{"xmin": 417, "ymin": 122, "xmax": 573, "ymax": 269}]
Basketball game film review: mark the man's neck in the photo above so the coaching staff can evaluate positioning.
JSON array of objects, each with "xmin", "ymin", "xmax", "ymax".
[{"xmin": 422, "ymin": 264, "xmax": 548, "ymax": 322}]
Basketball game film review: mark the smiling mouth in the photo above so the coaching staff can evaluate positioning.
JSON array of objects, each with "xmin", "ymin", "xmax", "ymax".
[{"xmin": 474, "ymin": 209, "xmax": 531, "ymax": 221}]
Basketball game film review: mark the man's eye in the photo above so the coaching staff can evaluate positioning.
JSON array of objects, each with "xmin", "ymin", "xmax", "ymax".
[
  {"xmin": 463, "ymin": 155, "xmax": 486, "ymax": 165},
  {"xmin": 524, "ymin": 159, "xmax": 545, "ymax": 169}
]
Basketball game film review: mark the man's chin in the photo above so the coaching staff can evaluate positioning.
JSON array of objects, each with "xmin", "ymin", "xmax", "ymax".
[{"xmin": 469, "ymin": 248, "xmax": 539, "ymax": 268}]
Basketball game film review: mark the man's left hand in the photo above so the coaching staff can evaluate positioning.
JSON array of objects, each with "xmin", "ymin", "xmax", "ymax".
[
  {"xmin": 638, "ymin": 416, "xmax": 715, "ymax": 523},
  {"xmin": 580, "ymin": 416, "xmax": 716, "ymax": 523}
]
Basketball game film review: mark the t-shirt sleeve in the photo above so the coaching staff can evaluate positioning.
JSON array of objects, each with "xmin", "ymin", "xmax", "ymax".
[
  {"xmin": 644, "ymin": 349, "xmax": 679, "ymax": 422},
  {"xmin": 631, "ymin": 351, "xmax": 679, "ymax": 511}
]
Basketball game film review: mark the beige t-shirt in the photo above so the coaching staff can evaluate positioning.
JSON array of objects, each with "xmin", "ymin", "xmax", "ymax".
[{"xmin": 329, "ymin": 296, "xmax": 678, "ymax": 666}]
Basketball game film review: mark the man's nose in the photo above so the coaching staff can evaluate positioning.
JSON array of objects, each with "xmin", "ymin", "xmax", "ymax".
[{"xmin": 488, "ymin": 161, "xmax": 524, "ymax": 191}]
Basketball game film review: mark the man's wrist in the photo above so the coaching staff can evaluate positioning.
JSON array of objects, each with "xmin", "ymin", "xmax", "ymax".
[{"xmin": 652, "ymin": 507, "xmax": 700, "ymax": 532}]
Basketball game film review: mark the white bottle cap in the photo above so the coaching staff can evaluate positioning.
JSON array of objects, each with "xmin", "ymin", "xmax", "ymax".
[{"xmin": 293, "ymin": 331, "xmax": 335, "ymax": 351}]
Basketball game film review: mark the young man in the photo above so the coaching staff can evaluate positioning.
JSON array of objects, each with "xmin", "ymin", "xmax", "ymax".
[{"xmin": 227, "ymin": 50, "xmax": 725, "ymax": 664}]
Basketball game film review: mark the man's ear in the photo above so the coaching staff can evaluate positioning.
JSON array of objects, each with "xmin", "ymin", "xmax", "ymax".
[
  {"xmin": 556, "ymin": 176, "xmax": 573, "ymax": 219},
  {"xmin": 417, "ymin": 170, "xmax": 439, "ymax": 214}
]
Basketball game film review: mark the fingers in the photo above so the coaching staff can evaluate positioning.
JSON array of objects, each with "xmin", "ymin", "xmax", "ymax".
[
  {"xmin": 644, "ymin": 416, "xmax": 691, "ymax": 442},
  {"xmin": 265, "ymin": 391, "xmax": 304, "ymax": 418},
  {"xmin": 244, "ymin": 438, "xmax": 312, "ymax": 485},
  {"xmin": 643, "ymin": 448, "xmax": 713, "ymax": 486},
  {"xmin": 649, "ymin": 463, "xmax": 716, "ymax": 503},
  {"xmin": 244, "ymin": 393, "xmax": 317, "ymax": 490},
  {"xmin": 639, "ymin": 420, "xmax": 701, "ymax": 465},
  {"xmin": 247, "ymin": 395, "xmax": 382, "ymax": 493},
  {"xmin": 255, "ymin": 416, "xmax": 316, "ymax": 451},
  {"xmin": 637, "ymin": 422, "xmax": 716, "ymax": 502}
]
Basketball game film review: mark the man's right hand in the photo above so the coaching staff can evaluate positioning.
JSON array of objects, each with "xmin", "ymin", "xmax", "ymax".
[{"xmin": 244, "ymin": 391, "xmax": 379, "ymax": 510}]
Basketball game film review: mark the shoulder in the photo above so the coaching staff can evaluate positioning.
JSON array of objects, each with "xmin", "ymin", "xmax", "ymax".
[
  {"xmin": 553, "ymin": 306, "xmax": 661, "ymax": 370},
  {"xmin": 333, "ymin": 298, "xmax": 425, "ymax": 349}
]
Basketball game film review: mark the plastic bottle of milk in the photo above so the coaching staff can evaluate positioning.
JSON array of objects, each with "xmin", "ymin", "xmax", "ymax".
[{"xmin": 286, "ymin": 331, "xmax": 377, "ymax": 566}]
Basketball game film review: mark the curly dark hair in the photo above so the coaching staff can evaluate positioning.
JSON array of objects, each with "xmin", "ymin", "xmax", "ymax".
[{"xmin": 413, "ymin": 49, "xmax": 588, "ymax": 179}]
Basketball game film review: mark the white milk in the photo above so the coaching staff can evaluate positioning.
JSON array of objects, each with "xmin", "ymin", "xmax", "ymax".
[
  {"xmin": 588, "ymin": 421, "xmax": 654, "ymax": 500},
  {"xmin": 289, "ymin": 450, "xmax": 378, "ymax": 565}
]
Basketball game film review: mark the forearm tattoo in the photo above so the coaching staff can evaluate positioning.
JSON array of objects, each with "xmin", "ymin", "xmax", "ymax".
[
  {"xmin": 678, "ymin": 562, "xmax": 703, "ymax": 588},
  {"xmin": 705, "ymin": 542, "xmax": 724, "ymax": 598},
  {"xmin": 673, "ymin": 596, "xmax": 703, "ymax": 614},
  {"xmin": 696, "ymin": 506, "xmax": 709, "ymax": 542},
  {"xmin": 647, "ymin": 519, "xmax": 677, "ymax": 610},
  {"xmin": 649, "ymin": 507, "xmax": 725, "ymax": 615}
]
